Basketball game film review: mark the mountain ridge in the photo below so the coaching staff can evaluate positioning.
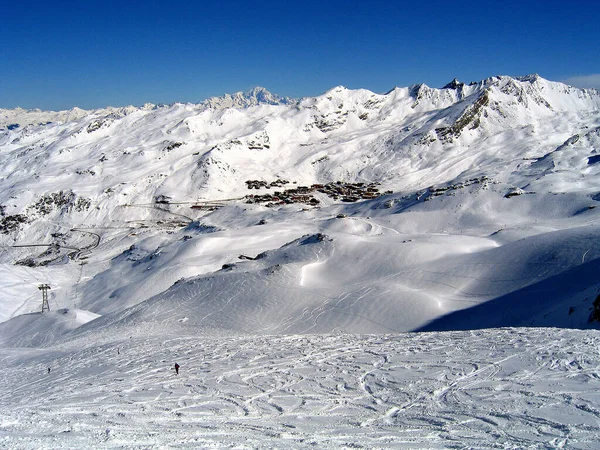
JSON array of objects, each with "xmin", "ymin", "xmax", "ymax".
[
  {"xmin": 1, "ymin": 73, "xmax": 600, "ymax": 341},
  {"xmin": 4, "ymin": 74, "xmax": 598, "ymax": 128}
]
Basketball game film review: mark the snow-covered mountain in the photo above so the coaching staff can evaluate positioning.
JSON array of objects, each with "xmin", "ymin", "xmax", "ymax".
[
  {"xmin": 200, "ymin": 86, "xmax": 297, "ymax": 110},
  {"xmin": 1, "ymin": 74, "xmax": 600, "ymax": 336},
  {"xmin": 2, "ymin": 75, "xmax": 600, "ymax": 448}
]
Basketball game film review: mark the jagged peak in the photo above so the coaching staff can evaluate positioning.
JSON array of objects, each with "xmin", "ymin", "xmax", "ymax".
[
  {"xmin": 200, "ymin": 87, "xmax": 297, "ymax": 110},
  {"xmin": 479, "ymin": 75, "xmax": 504, "ymax": 87},
  {"xmin": 442, "ymin": 78, "xmax": 464, "ymax": 90},
  {"xmin": 516, "ymin": 73, "xmax": 541, "ymax": 83},
  {"xmin": 407, "ymin": 83, "xmax": 431, "ymax": 97},
  {"xmin": 325, "ymin": 85, "xmax": 348, "ymax": 94},
  {"xmin": 411, "ymin": 82, "xmax": 429, "ymax": 90}
]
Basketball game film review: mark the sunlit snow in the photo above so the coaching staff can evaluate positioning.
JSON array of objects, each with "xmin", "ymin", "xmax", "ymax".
[{"xmin": 1, "ymin": 75, "xmax": 600, "ymax": 448}]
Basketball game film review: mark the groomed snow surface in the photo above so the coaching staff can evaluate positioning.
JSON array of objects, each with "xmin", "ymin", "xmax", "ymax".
[{"xmin": 2, "ymin": 328, "xmax": 600, "ymax": 449}]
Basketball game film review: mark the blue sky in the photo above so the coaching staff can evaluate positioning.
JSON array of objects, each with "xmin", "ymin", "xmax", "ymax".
[{"xmin": 2, "ymin": 0, "xmax": 599, "ymax": 110}]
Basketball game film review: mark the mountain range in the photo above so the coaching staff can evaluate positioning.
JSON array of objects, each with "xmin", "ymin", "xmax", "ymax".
[
  {"xmin": 2, "ymin": 74, "xmax": 600, "ymax": 448},
  {"xmin": 0, "ymin": 74, "xmax": 599, "ymax": 338}
]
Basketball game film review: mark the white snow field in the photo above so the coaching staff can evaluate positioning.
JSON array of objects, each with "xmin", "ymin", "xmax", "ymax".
[
  {"xmin": 1, "ymin": 75, "xmax": 600, "ymax": 447},
  {"xmin": 2, "ymin": 329, "xmax": 600, "ymax": 448}
]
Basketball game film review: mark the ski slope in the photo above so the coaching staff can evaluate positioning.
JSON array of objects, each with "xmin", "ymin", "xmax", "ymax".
[{"xmin": 1, "ymin": 328, "xmax": 600, "ymax": 448}]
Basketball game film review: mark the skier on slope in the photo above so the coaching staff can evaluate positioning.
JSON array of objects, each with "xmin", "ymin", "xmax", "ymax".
[{"xmin": 174, "ymin": 363, "xmax": 180, "ymax": 375}]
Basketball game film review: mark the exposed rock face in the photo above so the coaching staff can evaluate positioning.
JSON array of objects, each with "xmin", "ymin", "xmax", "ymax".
[
  {"xmin": 435, "ymin": 90, "xmax": 490, "ymax": 142},
  {"xmin": 442, "ymin": 78, "xmax": 465, "ymax": 90},
  {"xmin": 28, "ymin": 191, "xmax": 90, "ymax": 217},
  {"xmin": 0, "ymin": 214, "xmax": 28, "ymax": 234}
]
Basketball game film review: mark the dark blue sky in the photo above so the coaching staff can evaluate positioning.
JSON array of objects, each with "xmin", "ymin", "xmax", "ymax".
[{"xmin": 2, "ymin": 0, "xmax": 599, "ymax": 110}]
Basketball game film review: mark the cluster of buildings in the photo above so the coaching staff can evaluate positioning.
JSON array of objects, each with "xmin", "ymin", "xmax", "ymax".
[
  {"xmin": 244, "ymin": 180, "xmax": 390, "ymax": 207},
  {"xmin": 314, "ymin": 181, "xmax": 388, "ymax": 202}
]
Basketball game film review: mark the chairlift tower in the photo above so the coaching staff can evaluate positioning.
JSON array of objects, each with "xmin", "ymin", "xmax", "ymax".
[{"xmin": 39, "ymin": 284, "xmax": 51, "ymax": 313}]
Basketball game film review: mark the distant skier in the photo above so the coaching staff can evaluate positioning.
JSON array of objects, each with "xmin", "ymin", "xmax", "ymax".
[
  {"xmin": 174, "ymin": 363, "xmax": 180, "ymax": 375},
  {"xmin": 47, "ymin": 367, "xmax": 51, "ymax": 374}
]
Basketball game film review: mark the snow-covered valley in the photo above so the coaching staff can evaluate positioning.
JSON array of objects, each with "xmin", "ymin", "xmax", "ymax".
[{"xmin": 1, "ymin": 75, "xmax": 600, "ymax": 448}]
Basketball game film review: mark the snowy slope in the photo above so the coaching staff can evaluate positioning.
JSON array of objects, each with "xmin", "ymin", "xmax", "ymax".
[
  {"xmin": 2, "ymin": 75, "xmax": 600, "ymax": 449},
  {"xmin": 1, "ymin": 328, "xmax": 600, "ymax": 448},
  {"xmin": 1, "ymin": 75, "xmax": 600, "ymax": 337}
]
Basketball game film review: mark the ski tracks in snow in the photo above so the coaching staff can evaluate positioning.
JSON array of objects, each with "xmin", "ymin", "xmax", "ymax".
[{"xmin": 1, "ymin": 329, "xmax": 600, "ymax": 448}]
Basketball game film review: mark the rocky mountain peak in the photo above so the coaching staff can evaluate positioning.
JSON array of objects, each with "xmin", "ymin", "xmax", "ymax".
[
  {"xmin": 442, "ymin": 78, "xmax": 464, "ymax": 90},
  {"xmin": 200, "ymin": 87, "xmax": 297, "ymax": 110},
  {"xmin": 516, "ymin": 73, "xmax": 541, "ymax": 83}
]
